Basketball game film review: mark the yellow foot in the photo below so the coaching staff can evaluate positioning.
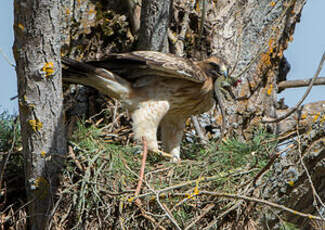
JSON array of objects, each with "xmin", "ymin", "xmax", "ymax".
[
  {"xmin": 156, "ymin": 150, "xmax": 180, "ymax": 163},
  {"xmin": 135, "ymin": 147, "xmax": 180, "ymax": 162},
  {"xmin": 154, "ymin": 150, "xmax": 173, "ymax": 159}
]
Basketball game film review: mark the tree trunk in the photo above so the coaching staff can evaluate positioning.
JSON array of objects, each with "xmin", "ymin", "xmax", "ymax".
[
  {"xmin": 13, "ymin": 0, "xmax": 66, "ymax": 229},
  {"xmin": 136, "ymin": 0, "xmax": 171, "ymax": 52}
]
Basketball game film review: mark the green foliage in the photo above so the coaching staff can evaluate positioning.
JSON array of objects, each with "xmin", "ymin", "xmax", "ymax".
[
  {"xmin": 210, "ymin": 128, "xmax": 277, "ymax": 170},
  {"xmin": 182, "ymin": 127, "xmax": 277, "ymax": 178},
  {"xmin": 0, "ymin": 111, "xmax": 21, "ymax": 152},
  {"xmin": 0, "ymin": 110, "xmax": 23, "ymax": 172},
  {"xmin": 280, "ymin": 221, "xmax": 300, "ymax": 230},
  {"xmin": 1, "ymin": 114, "xmax": 281, "ymax": 229},
  {"xmin": 0, "ymin": 111, "xmax": 25, "ymax": 226},
  {"xmin": 56, "ymin": 122, "xmax": 280, "ymax": 229},
  {"xmin": 62, "ymin": 121, "xmax": 143, "ymax": 228}
]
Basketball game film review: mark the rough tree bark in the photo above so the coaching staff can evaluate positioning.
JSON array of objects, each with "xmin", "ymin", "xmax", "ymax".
[
  {"xmin": 60, "ymin": 0, "xmax": 324, "ymax": 229},
  {"xmin": 13, "ymin": 0, "xmax": 66, "ymax": 229},
  {"xmin": 136, "ymin": 0, "xmax": 171, "ymax": 52}
]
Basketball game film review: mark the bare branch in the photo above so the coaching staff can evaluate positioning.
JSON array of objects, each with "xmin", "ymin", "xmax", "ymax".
[
  {"xmin": 263, "ymin": 52, "xmax": 325, "ymax": 123},
  {"xmin": 296, "ymin": 126, "xmax": 325, "ymax": 213},
  {"xmin": 200, "ymin": 191, "xmax": 325, "ymax": 222},
  {"xmin": 278, "ymin": 77, "xmax": 325, "ymax": 92},
  {"xmin": 184, "ymin": 203, "xmax": 215, "ymax": 230},
  {"xmin": 0, "ymin": 48, "xmax": 15, "ymax": 67}
]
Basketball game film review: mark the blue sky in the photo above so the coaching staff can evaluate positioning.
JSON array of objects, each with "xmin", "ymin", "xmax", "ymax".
[{"xmin": 0, "ymin": 0, "xmax": 324, "ymax": 114}]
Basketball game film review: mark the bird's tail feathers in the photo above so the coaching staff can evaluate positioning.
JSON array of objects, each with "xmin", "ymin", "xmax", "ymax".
[{"xmin": 62, "ymin": 57, "xmax": 131, "ymax": 100}]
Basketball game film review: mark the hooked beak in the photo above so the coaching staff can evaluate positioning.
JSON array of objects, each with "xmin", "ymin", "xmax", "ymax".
[{"xmin": 221, "ymin": 65, "xmax": 228, "ymax": 78}]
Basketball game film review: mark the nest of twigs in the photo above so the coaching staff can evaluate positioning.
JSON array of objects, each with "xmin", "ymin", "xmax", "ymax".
[
  {"xmin": 0, "ymin": 105, "xmax": 279, "ymax": 230},
  {"xmin": 47, "ymin": 111, "xmax": 276, "ymax": 230},
  {"xmin": 3, "ymin": 102, "xmax": 324, "ymax": 229}
]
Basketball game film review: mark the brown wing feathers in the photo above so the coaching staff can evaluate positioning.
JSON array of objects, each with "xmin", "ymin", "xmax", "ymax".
[{"xmin": 84, "ymin": 51, "xmax": 207, "ymax": 83}]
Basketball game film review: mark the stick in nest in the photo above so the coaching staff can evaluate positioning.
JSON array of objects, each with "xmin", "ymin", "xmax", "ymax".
[{"xmin": 200, "ymin": 191, "xmax": 325, "ymax": 222}]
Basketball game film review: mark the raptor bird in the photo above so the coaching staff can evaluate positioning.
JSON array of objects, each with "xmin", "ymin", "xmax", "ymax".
[{"xmin": 62, "ymin": 51, "xmax": 228, "ymax": 161}]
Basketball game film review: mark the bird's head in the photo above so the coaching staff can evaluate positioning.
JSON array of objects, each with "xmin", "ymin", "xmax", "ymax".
[{"xmin": 201, "ymin": 56, "xmax": 229, "ymax": 80}]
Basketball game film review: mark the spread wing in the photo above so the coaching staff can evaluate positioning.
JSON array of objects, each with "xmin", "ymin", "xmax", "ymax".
[{"xmin": 86, "ymin": 51, "xmax": 207, "ymax": 83}]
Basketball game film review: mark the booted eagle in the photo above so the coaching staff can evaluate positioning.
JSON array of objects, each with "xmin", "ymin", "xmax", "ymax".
[{"xmin": 62, "ymin": 51, "xmax": 228, "ymax": 161}]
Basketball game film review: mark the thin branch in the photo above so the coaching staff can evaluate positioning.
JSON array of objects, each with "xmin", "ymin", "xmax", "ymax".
[
  {"xmin": 48, "ymin": 192, "xmax": 64, "ymax": 229},
  {"xmin": 199, "ymin": 191, "xmax": 324, "ymax": 222},
  {"xmin": 278, "ymin": 77, "xmax": 325, "ymax": 92},
  {"xmin": 156, "ymin": 192, "xmax": 182, "ymax": 230},
  {"xmin": 10, "ymin": 95, "xmax": 18, "ymax": 101},
  {"xmin": 203, "ymin": 201, "xmax": 243, "ymax": 230},
  {"xmin": 0, "ymin": 48, "xmax": 15, "ymax": 67},
  {"xmin": 252, "ymin": 144, "xmax": 294, "ymax": 185},
  {"xmin": 296, "ymin": 125, "xmax": 325, "ymax": 215},
  {"xmin": 263, "ymin": 51, "xmax": 325, "ymax": 123},
  {"xmin": 0, "ymin": 198, "xmax": 36, "ymax": 224},
  {"xmin": 184, "ymin": 203, "xmax": 215, "ymax": 230},
  {"xmin": 68, "ymin": 145, "xmax": 84, "ymax": 171},
  {"xmin": 129, "ymin": 169, "xmax": 255, "ymax": 200},
  {"xmin": 154, "ymin": 197, "xmax": 190, "ymax": 230}
]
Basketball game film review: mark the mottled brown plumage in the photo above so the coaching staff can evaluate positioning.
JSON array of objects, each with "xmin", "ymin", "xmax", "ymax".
[{"xmin": 62, "ymin": 51, "xmax": 228, "ymax": 161}]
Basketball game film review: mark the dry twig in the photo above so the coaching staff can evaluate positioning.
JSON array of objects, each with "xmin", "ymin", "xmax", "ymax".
[
  {"xmin": 184, "ymin": 203, "xmax": 215, "ymax": 230},
  {"xmin": 200, "ymin": 191, "xmax": 324, "ymax": 222},
  {"xmin": 155, "ymin": 192, "xmax": 182, "ymax": 230},
  {"xmin": 252, "ymin": 144, "xmax": 294, "ymax": 185},
  {"xmin": 296, "ymin": 125, "xmax": 325, "ymax": 217},
  {"xmin": 68, "ymin": 145, "xmax": 84, "ymax": 171},
  {"xmin": 278, "ymin": 77, "xmax": 325, "ymax": 92},
  {"xmin": 130, "ymin": 169, "xmax": 254, "ymax": 200},
  {"xmin": 263, "ymin": 52, "xmax": 325, "ymax": 123}
]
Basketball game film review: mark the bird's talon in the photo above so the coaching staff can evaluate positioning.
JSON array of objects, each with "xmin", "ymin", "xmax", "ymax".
[
  {"xmin": 171, "ymin": 156, "xmax": 181, "ymax": 163},
  {"xmin": 155, "ymin": 150, "xmax": 173, "ymax": 159}
]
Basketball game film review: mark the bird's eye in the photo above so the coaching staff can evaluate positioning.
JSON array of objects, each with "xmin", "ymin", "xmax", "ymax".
[{"xmin": 209, "ymin": 62, "xmax": 220, "ymax": 72}]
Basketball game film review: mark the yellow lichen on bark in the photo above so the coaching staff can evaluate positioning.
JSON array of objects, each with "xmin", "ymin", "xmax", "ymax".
[
  {"xmin": 41, "ymin": 151, "xmax": 46, "ymax": 158},
  {"xmin": 28, "ymin": 119, "xmax": 43, "ymax": 132},
  {"xmin": 34, "ymin": 177, "xmax": 49, "ymax": 199},
  {"xmin": 267, "ymin": 84, "xmax": 273, "ymax": 95},
  {"xmin": 260, "ymin": 53, "xmax": 272, "ymax": 67},
  {"xmin": 313, "ymin": 112, "xmax": 320, "ymax": 122},
  {"xmin": 268, "ymin": 38, "xmax": 274, "ymax": 54},
  {"xmin": 42, "ymin": 62, "xmax": 55, "ymax": 77},
  {"xmin": 17, "ymin": 23, "xmax": 25, "ymax": 31},
  {"xmin": 300, "ymin": 113, "xmax": 307, "ymax": 119},
  {"xmin": 288, "ymin": 180, "xmax": 295, "ymax": 186}
]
